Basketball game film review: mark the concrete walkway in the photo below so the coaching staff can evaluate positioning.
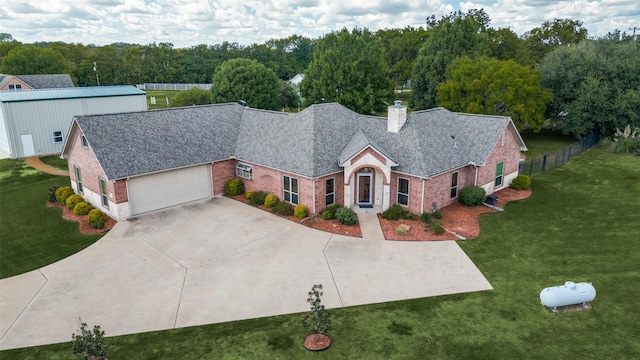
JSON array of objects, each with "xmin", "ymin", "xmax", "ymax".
[
  {"xmin": 0, "ymin": 197, "xmax": 492, "ymax": 350},
  {"xmin": 358, "ymin": 212, "xmax": 385, "ymax": 239},
  {"xmin": 24, "ymin": 157, "xmax": 70, "ymax": 176}
]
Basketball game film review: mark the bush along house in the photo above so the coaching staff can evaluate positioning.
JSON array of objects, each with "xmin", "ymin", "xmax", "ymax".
[{"xmin": 61, "ymin": 101, "xmax": 526, "ymax": 221}]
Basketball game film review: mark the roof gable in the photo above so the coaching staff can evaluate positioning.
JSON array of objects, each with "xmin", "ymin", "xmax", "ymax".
[{"xmin": 338, "ymin": 130, "xmax": 397, "ymax": 166}]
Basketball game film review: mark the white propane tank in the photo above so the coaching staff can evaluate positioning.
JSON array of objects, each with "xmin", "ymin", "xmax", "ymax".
[{"xmin": 540, "ymin": 281, "xmax": 596, "ymax": 310}]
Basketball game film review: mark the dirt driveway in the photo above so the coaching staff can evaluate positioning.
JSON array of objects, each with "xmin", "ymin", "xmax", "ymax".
[{"xmin": 0, "ymin": 197, "xmax": 492, "ymax": 350}]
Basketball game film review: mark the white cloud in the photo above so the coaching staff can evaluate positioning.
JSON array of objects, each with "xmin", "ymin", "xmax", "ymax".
[{"xmin": 0, "ymin": 0, "xmax": 637, "ymax": 47}]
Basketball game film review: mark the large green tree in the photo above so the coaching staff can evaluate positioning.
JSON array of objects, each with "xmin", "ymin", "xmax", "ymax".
[
  {"xmin": 540, "ymin": 40, "xmax": 640, "ymax": 137},
  {"xmin": 437, "ymin": 57, "xmax": 552, "ymax": 131},
  {"xmin": 0, "ymin": 45, "xmax": 72, "ymax": 75},
  {"xmin": 521, "ymin": 18, "xmax": 588, "ymax": 66},
  {"xmin": 411, "ymin": 10, "xmax": 491, "ymax": 110},
  {"xmin": 211, "ymin": 58, "xmax": 280, "ymax": 110},
  {"xmin": 377, "ymin": 26, "xmax": 428, "ymax": 88},
  {"xmin": 301, "ymin": 28, "xmax": 393, "ymax": 114}
]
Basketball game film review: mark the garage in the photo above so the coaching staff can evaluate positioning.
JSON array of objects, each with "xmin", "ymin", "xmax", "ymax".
[{"xmin": 128, "ymin": 165, "xmax": 212, "ymax": 216}]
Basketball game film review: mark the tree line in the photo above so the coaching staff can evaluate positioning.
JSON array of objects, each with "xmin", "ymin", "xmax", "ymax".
[{"xmin": 1, "ymin": 10, "xmax": 638, "ymax": 138}]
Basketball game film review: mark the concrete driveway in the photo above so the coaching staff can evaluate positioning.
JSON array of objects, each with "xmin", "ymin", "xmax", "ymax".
[{"xmin": 0, "ymin": 197, "xmax": 492, "ymax": 350}]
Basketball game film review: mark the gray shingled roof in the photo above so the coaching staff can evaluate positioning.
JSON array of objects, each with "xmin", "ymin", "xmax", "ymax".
[
  {"xmin": 74, "ymin": 104, "xmax": 243, "ymax": 179},
  {"xmin": 15, "ymin": 74, "xmax": 75, "ymax": 88},
  {"xmin": 70, "ymin": 102, "xmax": 525, "ymax": 180}
]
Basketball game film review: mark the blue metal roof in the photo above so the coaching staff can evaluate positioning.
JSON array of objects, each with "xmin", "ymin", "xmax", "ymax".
[{"xmin": 0, "ymin": 86, "xmax": 146, "ymax": 102}]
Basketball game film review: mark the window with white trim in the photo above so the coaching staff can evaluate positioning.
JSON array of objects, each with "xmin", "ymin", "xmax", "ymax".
[
  {"xmin": 53, "ymin": 130, "xmax": 63, "ymax": 143},
  {"xmin": 9, "ymin": 84, "xmax": 22, "ymax": 90},
  {"xmin": 100, "ymin": 179, "xmax": 109, "ymax": 208},
  {"xmin": 283, "ymin": 175, "xmax": 298, "ymax": 204},
  {"xmin": 451, "ymin": 171, "xmax": 459, "ymax": 198},
  {"xmin": 81, "ymin": 134, "xmax": 88, "ymax": 147},
  {"xmin": 75, "ymin": 166, "xmax": 83, "ymax": 193},
  {"xmin": 325, "ymin": 178, "xmax": 335, "ymax": 206},
  {"xmin": 236, "ymin": 163, "xmax": 253, "ymax": 180},
  {"xmin": 397, "ymin": 178, "xmax": 409, "ymax": 206},
  {"xmin": 495, "ymin": 161, "xmax": 504, "ymax": 187}
]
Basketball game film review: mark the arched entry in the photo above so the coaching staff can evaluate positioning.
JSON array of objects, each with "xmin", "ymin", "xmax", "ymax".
[{"xmin": 356, "ymin": 167, "xmax": 373, "ymax": 206}]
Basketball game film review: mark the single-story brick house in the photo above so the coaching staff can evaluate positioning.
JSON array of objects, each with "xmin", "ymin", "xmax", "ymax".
[{"xmin": 62, "ymin": 101, "xmax": 526, "ymax": 220}]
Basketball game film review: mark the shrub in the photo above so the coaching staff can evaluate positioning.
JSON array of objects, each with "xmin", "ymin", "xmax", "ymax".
[
  {"xmin": 431, "ymin": 220, "xmax": 445, "ymax": 235},
  {"xmin": 245, "ymin": 190, "xmax": 255, "ymax": 200},
  {"xmin": 66, "ymin": 194, "xmax": 85, "ymax": 209},
  {"xmin": 87, "ymin": 209, "xmax": 106, "ymax": 229},
  {"xmin": 432, "ymin": 210, "xmax": 443, "ymax": 219},
  {"xmin": 459, "ymin": 186, "xmax": 486, "ymax": 206},
  {"xmin": 510, "ymin": 174, "xmax": 531, "ymax": 190},
  {"xmin": 248, "ymin": 191, "xmax": 267, "ymax": 206},
  {"xmin": 272, "ymin": 201, "xmax": 293, "ymax": 216},
  {"xmin": 72, "ymin": 319, "xmax": 107, "ymax": 360},
  {"xmin": 382, "ymin": 204, "xmax": 415, "ymax": 221},
  {"xmin": 420, "ymin": 212, "xmax": 432, "ymax": 223},
  {"xmin": 336, "ymin": 207, "xmax": 358, "ymax": 225},
  {"xmin": 381, "ymin": 204, "xmax": 406, "ymax": 221},
  {"xmin": 224, "ymin": 178, "xmax": 244, "ymax": 196},
  {"xmin": 294, "ymin": 204, "xmax": 308, "ymax": 219},
  {"xmin": 74, "ymin": 202, "xmax": 93, "ymax": 215},
  {"xmin": 264, "ymin": 194, "xmax": 279, "ymax": 208},
  {"xmin": 321, "ymin": 204, "xmax": 342, "ymax": 220},
  {"xmin": 396, "ymin": 226, "xmax": 407, "ymax": 235},
  {"xmin": 48, "ymin": 185, "xmax": 61, "ymax": 202},
  {"xmin": 55, "ymin": 186, "xmax": 74, "ymax": 204}
]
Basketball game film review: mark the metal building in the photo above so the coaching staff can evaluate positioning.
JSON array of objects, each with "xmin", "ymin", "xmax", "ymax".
[{"xmin": 0, "ymin": 86, "xmax": 147, "ymax": 159}]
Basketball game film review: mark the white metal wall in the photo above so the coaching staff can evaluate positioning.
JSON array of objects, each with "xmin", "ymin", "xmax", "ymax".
[
  {"xmin": 2, "ymin": 94, "xmax": 147, "ymax": 158},
  {"xmin": 0, "ymin": 104, "xmax": 9, "ymax": 154}
]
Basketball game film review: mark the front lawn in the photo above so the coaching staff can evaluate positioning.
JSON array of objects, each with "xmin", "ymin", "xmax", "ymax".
[
  {"xmin": 2, "ymin": 148, "xmax": 638, "ymax": 358},
  {"xmin": 0, "ymin": 159, "xmax": 103, "ymax": 279}
]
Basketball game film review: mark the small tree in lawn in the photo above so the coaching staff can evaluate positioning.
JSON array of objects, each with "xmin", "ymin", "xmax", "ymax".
[
  {"xmin": 72, "ymin": 318, "xmax": 107, "ymax": 360},
  {"xmin": 303, "ymin": 284, "xmax": 330, "ymax": 340}
]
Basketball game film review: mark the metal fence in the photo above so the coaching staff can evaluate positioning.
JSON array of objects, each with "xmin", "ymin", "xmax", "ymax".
[
  {"xmin": 136, "ymin": 83, "xmax": 212, "ymax": 91},
  {"xmin": 519, "ymin": 132, "xmax": 600, "ymax": 177}
]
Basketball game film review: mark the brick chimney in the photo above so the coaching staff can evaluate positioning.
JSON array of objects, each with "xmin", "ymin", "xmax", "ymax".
[{"xmin": 387, "ymin": 100, "xmax": 407, "ymax": 133}]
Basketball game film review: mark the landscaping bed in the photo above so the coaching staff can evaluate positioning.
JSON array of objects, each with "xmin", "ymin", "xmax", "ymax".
[
  {"xmin": 46, "ymin": 202, "xmax": 116, "ymax": 235},
  {"xmin": 380, "ymin": 187, "xmax": 532, "ymax": 241},
  {"xmin": 229, "ymin": 187, "xmax": 530, "ymax": 241},
  {"xmin": 227, "ymin": 194, "xmax": 363, "ymax": 238}
]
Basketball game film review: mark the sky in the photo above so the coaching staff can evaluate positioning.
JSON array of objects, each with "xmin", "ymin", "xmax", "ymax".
[{"xmin": 1, "ymin": 0, "xmax": 639, "ymax": 48}]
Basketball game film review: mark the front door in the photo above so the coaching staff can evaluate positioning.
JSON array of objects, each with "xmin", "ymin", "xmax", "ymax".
[{"xmin": 356, "ymin": 169, "xmax": 373, "ymax": 205}]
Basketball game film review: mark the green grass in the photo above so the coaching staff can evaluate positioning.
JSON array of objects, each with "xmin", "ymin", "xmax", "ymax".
[
  {"xmin": 521, "ymin": 129, "xmax": 576, "ymax": 159},
  {"xmin": 0, "ymin": 159, "xmax": 103, "ymax": 279},
  {"xmin": 38, "ymin": 155, "xmax": 68, "ymax": 171},
  {"xmin": 145, "ymin": 90, "xmax": 181, "ymax": 110},
  {"xmin": 2, "ymin": 149, "xmax": 639, "ymax": 358}
]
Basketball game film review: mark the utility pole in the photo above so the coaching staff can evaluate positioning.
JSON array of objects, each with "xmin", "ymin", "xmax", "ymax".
[{"xmin": 93, "ymin": 62, "xmax": 100, "ymax": 86}]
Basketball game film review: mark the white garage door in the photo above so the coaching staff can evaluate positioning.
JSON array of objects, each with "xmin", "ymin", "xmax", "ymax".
[{"xmin": 128, "ymin": 165, "xmax": 211, "ymax": 216}]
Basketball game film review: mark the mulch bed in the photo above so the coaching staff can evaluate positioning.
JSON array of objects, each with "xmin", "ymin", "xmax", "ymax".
[
  {"xmin": 231, "ymin": 188, "xmax": 531, "ymax": 241},
  {"xmin": 380, "ymin": 187, "xmax": 532, "ymax": 241},
  {"xmin": 303, "ymin": 334, "xmax": 332, "ymax": 351},
  {"xmin": 227, "ymin": 194, "xmax": 362, "ymax": 238},
  {"xmin": 46, "ymin": 202, "xmax": 116, "ymax": 235}
]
